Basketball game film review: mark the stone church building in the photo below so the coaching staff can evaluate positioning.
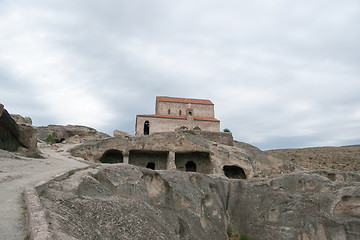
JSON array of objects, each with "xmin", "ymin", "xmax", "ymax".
[{"xmin": 136, "ymin": 96, "xmax": 220, "ymax": 135}]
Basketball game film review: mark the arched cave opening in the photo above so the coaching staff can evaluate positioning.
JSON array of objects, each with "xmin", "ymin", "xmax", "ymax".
[
  {"xmin": 223, "ymin": 165, "xmax": 247, "ymax": 179},
  {"xmin": 185, "ymin": 161, "xmax": 197, "ymax": 172},
  {"xmin": 99, "ymin": 149, "xmax": 123, "ymax": 164},
  {"xmin": 146, "ymin": 162, "xmax": 155, "ymax": 170}
]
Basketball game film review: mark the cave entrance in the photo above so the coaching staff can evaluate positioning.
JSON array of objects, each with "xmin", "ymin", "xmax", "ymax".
[
  {"xmin": 146, "ymin": 162, "xmax": 155, "ymax": 170},
  {"xmin": 129, "ymin": 150, "xmax": 168, "ymax": 169},
  {"xmin": 99, "ymin": 149, "xmax": 123, "ymax": 164},
  {"xmin": 144, "ymin": 121, "xmax": 150, "ymax": 135},
  {"xmin": 175, "ymin": 152, "xmax": 211, "ymax": 174},
  {"xmin": 223, "ymin": 165, "xmax": 247, "ymax": 179},
  {"xmin": 185, "ymin": 161, "xmax": 197, "ymax": 172}
]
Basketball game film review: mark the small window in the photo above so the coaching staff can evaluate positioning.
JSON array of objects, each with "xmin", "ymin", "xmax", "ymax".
[
  {"xmin": 179, "ymin": 110, "xmax": 182, "ymax": 116},
  {"xmin": 193, "ymin": 126, "xmax": 201, "ymax": 131},
  {"xmin": 189, "ymin": 111, "xmax": 192, "ymax": 116},
  {"xmin": 168, "ymin": 109, "xmax": 171, "ymax": 115}
]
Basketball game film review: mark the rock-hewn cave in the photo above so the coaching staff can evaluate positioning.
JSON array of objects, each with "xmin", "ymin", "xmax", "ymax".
[
  {"xmin": 146, "ymin": 162, "xmax": 156, "ymax": 170},
  {"xmin": 185, "ymin": 161, "xmax": 197, "ymax": 172},
  {"xmin": 175, "ymin": 152, "xmax": 211, "ymax": 174},
  {"xmin": 223, "ymin": 165, "xmax": 247, "ymax": 179},
  {"xmin": 99, "ymin": 149, "xmax": 123, "ymax": 164},
  {"xmin": 129, "ymin": 150, "xmax": 168, "ymax": 170}
]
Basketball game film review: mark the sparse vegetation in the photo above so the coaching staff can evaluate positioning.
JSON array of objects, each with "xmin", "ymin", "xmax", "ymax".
[
  {"xmin": 227, "ymin": 227, "xmax": 233, "ymax": 237},
  {"xmin": 46, "ymin": 134, "xmax": 56, "ymax": 144},
  {"xmin": 223, "ymin": 128, "xmax": 231, "ymax": 133},
  {"xmin": 226, "ymin": 227, "xmax": 249, "ymax": 240},
  {"xmin": 240, "ymin": 233, "xmax": 250, "ymax": 240}
]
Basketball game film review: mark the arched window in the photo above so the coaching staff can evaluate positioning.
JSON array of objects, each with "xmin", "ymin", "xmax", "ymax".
[
  {"xmin": 144, "ymin": 121, "xmax": 150, "ymax": 135},
  {"xmin": 193, "ymin": 126, "xmax": 201, "ymax": 131},
  {"xmin": 168, "ymin": 109, "xmax": 171, "ymax": 115},
  {"xmin": 180, "ymin": 126, "xmax": 188, "ymax": 130},
  {"xmin": 179, "ymin": 110, "xmax": 182, "ymax": 116}
]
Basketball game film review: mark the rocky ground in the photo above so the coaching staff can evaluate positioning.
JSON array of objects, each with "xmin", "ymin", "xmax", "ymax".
[
  {"xmin": 267, "ymin": 145, "xmax": 360, "ymax": 173},
  {"xmin": 39, "ymin": 164, "xmax": 360, "ymax": 240},
  {"xmin": 0, "ymin": 142, "xmax": 89, "ymax": 239}
]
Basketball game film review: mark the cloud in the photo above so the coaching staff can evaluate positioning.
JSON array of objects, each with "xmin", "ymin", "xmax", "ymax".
[{"xmin": 0, "ymin": 0, "xmax": 359, "ymax": 149}]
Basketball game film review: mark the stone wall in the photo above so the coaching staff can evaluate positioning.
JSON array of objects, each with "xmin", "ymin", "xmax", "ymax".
[
  {"xmin": 193, "ymin": 131, "xmax": 233, "ymax": 146},
  {"xmin": 156, "ymin": 101, "xmax": 215, "ymax": 118},
  {"xmin": 136, "ymin": 116, "xmax": 220, "ymax": 135},
  {"xmin": 129, "ymin": 150, "xmax": 168, "ymax": 170}
]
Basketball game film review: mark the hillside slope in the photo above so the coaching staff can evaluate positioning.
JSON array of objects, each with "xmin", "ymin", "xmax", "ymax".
[{"xmin": 267, "ymin": 145, "xmax": 360, "ymax": 173}]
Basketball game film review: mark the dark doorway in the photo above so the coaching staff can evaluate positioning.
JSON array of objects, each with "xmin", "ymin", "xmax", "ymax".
[
  {"xmin": 185, "ymin": 161, "xmax": 197, "ymax": 172},
  {"xmin": 99, "ymin": 149, "xmax": 123, "ymax": 164},
  {"xmin": 129, "ymin": 150, "xmax": 168, "ymax": 169},
  {"xmin": 144, "ymin": 121, "xmax": 150, "ymax": 135},
  {"xmin": 223, "ymin": 165, "xmax": 246, "ymax": 179},
  {"xmin": 146, "ymin": 162, "xmax": 155, "ymax": 170}
]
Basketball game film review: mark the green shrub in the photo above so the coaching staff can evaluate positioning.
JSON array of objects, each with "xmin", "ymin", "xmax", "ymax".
[
  {"xmin": 226, "ymin": 227, "xmax": 233, "ymax": 237},
  {"xmin": 240, "ymin": 233, "xmax": 250, "ymax": 240},
  {"xmin": 46, "ymin": 134, "xmax": 56, "ymax": 144},
  {"xmin": 223, "ymin": 128, "xmax": 231, "ymax": 133}
]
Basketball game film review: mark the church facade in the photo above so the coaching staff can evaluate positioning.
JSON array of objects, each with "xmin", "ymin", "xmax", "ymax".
[{"xmin": 136, "ymin": 96, "xmax": 220, "ymax": 135}]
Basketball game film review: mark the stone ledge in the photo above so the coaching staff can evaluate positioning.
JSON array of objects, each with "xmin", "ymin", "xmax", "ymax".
[{"xmin": 23, "ymin": 166, "xmax": 92, "ymax": 240}]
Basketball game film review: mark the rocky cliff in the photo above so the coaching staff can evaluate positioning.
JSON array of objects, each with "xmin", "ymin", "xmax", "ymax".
[
  {"xmin": 39, "ymin": 165, "xmax": 360, "ymax": 240},
  {"xmin": 0, "ymin": 104, "xmax": 38, "ymax": 157}
]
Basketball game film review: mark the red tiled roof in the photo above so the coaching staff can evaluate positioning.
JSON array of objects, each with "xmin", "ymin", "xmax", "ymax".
[
  {"xmin": 156, "ymin": 96, "xmax": 213, "ymax": 105},
  {"xmin": 137, "ymin": 114, "xmax": 219, "ymax": 122},
  {"xmin": 137, "ymin": 114, "xmax": 187, "ymax": 120},
  {"xmin": 194, "ymin": 117, "xmax": 220, "ymax": 122}
]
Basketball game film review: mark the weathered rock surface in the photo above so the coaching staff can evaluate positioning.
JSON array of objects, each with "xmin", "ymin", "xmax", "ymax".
[
  {"xmin": 10, "ymin": 114, "xmax": 33, "ymax": 125},
  {"xmin": 39, "ymin": 165, "xmax": 360, "ymax": 240},
  {"xmin": 70, "ymin": 131, "xmax": 297, "ymax": 178},
  {"xmin": 0, "ymin": 104, "xmax": 38, "ymax": 157},
  {"xmin": 36, "ymin": 124, "xmax": 110, "ymax": 143}
]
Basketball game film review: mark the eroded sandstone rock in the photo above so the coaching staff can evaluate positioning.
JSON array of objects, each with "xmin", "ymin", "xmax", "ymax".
[
  {"xmin": 0, "ymin": 104, "xmax": 38, "ymax": 157},
  {"xmin": 39, "ymin": 165, "xmax": 360, "ymax": 240},
  {"xmin": 36, "ymin": 125, "xmax": 110, "ymax": 143}
]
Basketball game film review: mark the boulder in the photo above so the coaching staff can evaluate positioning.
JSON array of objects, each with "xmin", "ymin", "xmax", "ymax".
[
  {"xmin": 36, "ymin": 125, "xmax": 110, "ymax": 143},
  {"xmin": 0, "ymin": 104, "xmax": 38, "ymax": 157},
  {"xmin": 113, "ymin": 130, "xmax": 132, "ymax": 138},
  {"xmin": 10, "ymin": 114, "xmax": 32, "ymax": 125}
]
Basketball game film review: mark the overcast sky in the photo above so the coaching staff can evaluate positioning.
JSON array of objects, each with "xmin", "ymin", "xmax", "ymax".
[{"xmin": 1, "ymin": 0, "xmax": 359, "ymax": 150}]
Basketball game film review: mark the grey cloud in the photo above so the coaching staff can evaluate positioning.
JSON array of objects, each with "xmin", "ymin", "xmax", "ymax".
[{"xmin": 0, "ymin": 0, "xmax": 359, "ymax": 148}]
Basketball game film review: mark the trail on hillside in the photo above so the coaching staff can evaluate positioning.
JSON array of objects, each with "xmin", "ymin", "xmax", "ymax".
[{"xmin": 0, "ymin": 142, "xmax": 89, "ymax": 240}]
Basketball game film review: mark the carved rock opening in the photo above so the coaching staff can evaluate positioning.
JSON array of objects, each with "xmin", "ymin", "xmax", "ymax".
[
  {"xmin": 223, "ymin": 165, "xmax": 247, "ymax": 179},
  {"xmin": 99, "ymin": 149, "xmax": 123, "ymax": 164}
]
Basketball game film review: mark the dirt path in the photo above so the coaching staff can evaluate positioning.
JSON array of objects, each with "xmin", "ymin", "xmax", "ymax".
[{"xmin": 0, "ymin": 142, "xmax": 90, "ymax": 240}]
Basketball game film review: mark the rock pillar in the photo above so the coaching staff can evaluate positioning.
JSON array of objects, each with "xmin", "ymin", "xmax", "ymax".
[
  {"xmin": 123, "ymin": 151, "xmax": 129, "ymax": 164},
  {"xmin": 166, "ymin": 151, "xmax": 176, "ymax": 170}
]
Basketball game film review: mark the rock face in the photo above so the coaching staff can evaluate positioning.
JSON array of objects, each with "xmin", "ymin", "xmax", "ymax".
[
  {"xmin": 39, "ymin": 165, "xmax": 360, "ymax": 240},
  {"xmin": 36, "ymin": 125, "xmax": 110, "ymax": 143},
  {"xmin": 10, "ymin": 114, "xmax": 33, "ymax": 125},
  {"xmin": 70, "ymin": 131, "xmax": 297, "ymax": 178},
  {"xmin": 0, "ymin": 104, "xmax": 38, "ymax": 157}
]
